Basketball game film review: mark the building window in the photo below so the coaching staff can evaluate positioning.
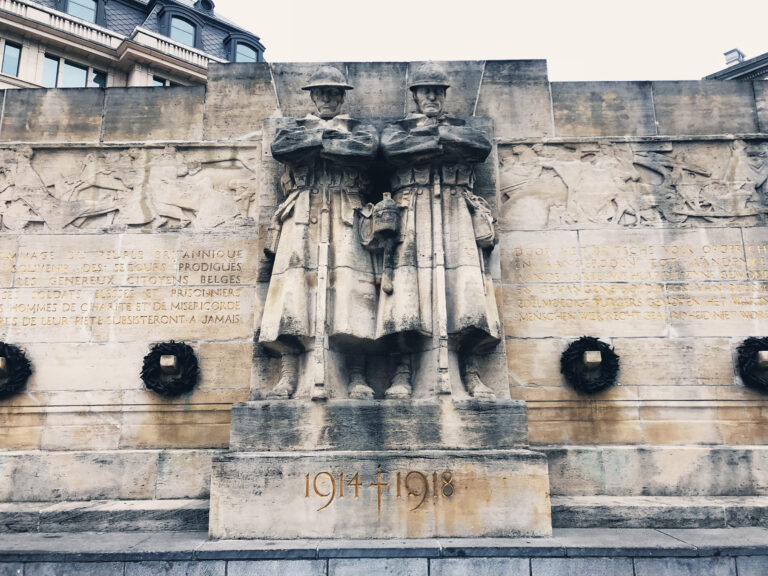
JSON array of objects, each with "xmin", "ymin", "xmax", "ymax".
[
  {"xmin": 235, "ymin": 43, "xmax": 258, "ymax": 63},
  {"xmin": 170, "ymin": 16, "xmax": 196, "ymax": 47},
  {"xmin": 43, "ymin": 55, "xmax": 59, "ymax": 87},
  {"xmin": 159, "ymin": 7, "xmax": 203, "ymax": 49},
  {"xmin": 43, "ymin": 54, "xmax": 106, "ymax": 88},
  {"xmin": 225, "ymin": 33, "xmax": 264, "ymax": 63},
  {"xmin": 56, "ymin": 0, "xmax": 105, "ymax": 26},
  {"xmin": 66, "ymin": 0, "xmax": 96, "ymax": 22},
  {"xmin": 1, "ymin": 41, "xmax": 21, "ymax": 77}
]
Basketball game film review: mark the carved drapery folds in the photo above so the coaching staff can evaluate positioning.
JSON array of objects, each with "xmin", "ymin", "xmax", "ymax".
[{"xmin": 258, "ymin": 64, "xmax": 504, "ymax": 401}]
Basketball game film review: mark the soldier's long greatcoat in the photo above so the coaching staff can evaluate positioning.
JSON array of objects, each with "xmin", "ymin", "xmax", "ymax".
[
  {"xmin": 380, "ymin": 113, "xmax": 501, "ymax": 353},
  {"xmin": 259, "ymin": 114, "xmax": 379, "ymax": 354}
]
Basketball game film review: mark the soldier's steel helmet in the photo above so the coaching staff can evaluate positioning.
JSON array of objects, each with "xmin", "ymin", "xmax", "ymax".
[
  {"xmin": 302, "ymin": 66, "xmax": 354, "ymax": 91},
  {"xmin": 408, "ymin": 62, "xmax": 451, "ymax": 91}
]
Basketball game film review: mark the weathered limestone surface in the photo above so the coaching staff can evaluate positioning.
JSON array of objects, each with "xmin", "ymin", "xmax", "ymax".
[
  {"xmin": 210, "ymin": 450, "xmax": 552, "ymax": 539},
  {"xmin": 0, "ymin": 90, "xmax": 104, "ymax": 142},
  {"xmin": 103, "ymin": 87, "xmax": 206, "ymax": 142},
  {"xmin": 0, "ymin": 60, "xmax": 767, "ymax": 535},
  {"xmin": 551, "ymin": 82, "xmax": 656, "ymax": 137},
  {"xmin": 230, "ymin": 400, "xmax": 528, "ymax": 451}
]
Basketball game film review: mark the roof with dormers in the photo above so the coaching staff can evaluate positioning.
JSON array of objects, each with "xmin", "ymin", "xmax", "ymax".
[{"xmin": 27, "ymin": 0, "xmax": 263, "ymax": 60}]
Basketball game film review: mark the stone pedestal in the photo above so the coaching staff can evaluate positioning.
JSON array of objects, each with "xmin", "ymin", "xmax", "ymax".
[{"xmin": 209, "ymin": 399, "xmax": 552, "ymax": 539}]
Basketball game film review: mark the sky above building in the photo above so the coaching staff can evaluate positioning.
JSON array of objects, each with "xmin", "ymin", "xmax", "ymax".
[{"xmin": 213, "ymin": 0, "xmax": 767, "ymax": 81}]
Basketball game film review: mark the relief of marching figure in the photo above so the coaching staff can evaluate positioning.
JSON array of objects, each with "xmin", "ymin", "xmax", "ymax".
[
  {"xmin": 499, "ymin": 139, "xmax": 768, "ymax": 229},
  {"xmin": 260, "ymin": 64, "xmax": 503, "ymax": 401}
]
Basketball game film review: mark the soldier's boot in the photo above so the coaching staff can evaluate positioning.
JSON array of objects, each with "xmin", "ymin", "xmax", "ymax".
[
  {"xmin": 461, "ymin": 356, "xmax": 495, "ymax": 400},
  {"xmin": 348, "ymin": 357, "xmax": 374, "ymax": 400},
  {"xmin": 385, "ymin": 358, "xmax": 412, "ymax": 399},
  {"xmin": 268, "ymin": 353, "xmax": 298, "ymax": 399}
]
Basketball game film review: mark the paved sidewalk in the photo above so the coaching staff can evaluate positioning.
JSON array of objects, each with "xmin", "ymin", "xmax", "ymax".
[{"xmin": 0, "ymin": 529, "xmax": 766, "ymax": 575}]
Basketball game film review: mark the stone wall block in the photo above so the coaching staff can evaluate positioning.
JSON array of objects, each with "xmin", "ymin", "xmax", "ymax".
[
  {"xmin": 103, "ymin": 87, "xmax": 205, "ymax": 142},
  {"xmin": 0, "ymin": 89, "xmax": 104, "ymax": 142},
  {"xmin": 752, "ymin": 81, "xmax": 768, "ymax": 133},
  {"xmin": 345, "ymin": 62, "xmax": 408, "ymax": 118},
  {"xmin": 123, "ymin": 561, "xmax": 226, "ymax": 576},
  {"xmin": 203, "ymin": 62, "xmax": 278, "ymax": 141},
  {"xmin": 652, "ymin": 81, "xmax": 758, "ymax": 135},
  {"xmin": 476, "ymin": 60, "xmax": 553, "ymax": 138},
  {"xmin": 329, "ymin": 559, "xmax": 427, "ymax": 576},
  {"xmin": 228, "ymin": 561, "xmax": 326, "ymax": 576},
  {"xmin": 551, "ymin": 81, "xmax": 656, "ymax": 137},
  {"xmin": 531, "ymin": 557, "xmax": 633, "ymax": 576},
  {"xmin": 634, "ymin": 557, "xmax": 736, "ymax": 576}
]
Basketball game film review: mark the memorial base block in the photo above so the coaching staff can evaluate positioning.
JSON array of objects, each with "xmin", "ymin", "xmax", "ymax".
[
  {"xmin": 209, "ymin": 400, "xmax": 552, "ymax": 539},
  {"xmin": 210, "ymin": 450, "xmax": 551, "ymax": 539}
]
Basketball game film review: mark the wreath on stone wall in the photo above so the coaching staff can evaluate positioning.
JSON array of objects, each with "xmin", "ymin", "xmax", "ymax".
[
  {"xmin": 0, "ymin": 342, "xmax": 32, "ymax": 399},
  {"xmin": 737, "ymin": 337, "xmax": 768, "ymax": 392},
  {"xmin": 560, "ymin": 336, "xmax": 620, "ymax": 394},
  {"xmin": 140, "ymin": 341, "xmax": 199, "ymax": 398}
]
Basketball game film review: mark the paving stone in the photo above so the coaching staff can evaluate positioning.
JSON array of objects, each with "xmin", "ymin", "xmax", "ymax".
[
  {"xmin": 659, "ymin": 528, "xmax": 768, "ymax": 556},
  {"xmin": 0, "ymin": 565, "xmax": 22, "ymax": 576},
  {"xmin": 551, "ymin": 496, "xmax": 729, "ymax": 529},
  {"xmin": 123, "ymin": 561, "xmax": 225, "ymax": 576},
  {"xmin": 196, "ymin": 540, "xmax": 317, "ymax": 560},
  {"xmin": 24, "ymin": 562, "xmax": 124, "ymax": 575},
  {"xmin": 634, "ymin": 557, "xmax": 736, "ymax": 576},
  {"xmin": 531, "ymin": 557, "xmax": 634, "ymax": 576},
  {"xmin": 124, "ymin": 532, "xmax": 208, "ymax": 561},
  {"xmin": 431, "ymin": 557, "xmax": 529, "ymax": 575},
  {"xmin": 736, "ymin": 556, "xmax": 768, "ymax": 576},
  {"xmin": 0, "ymin": 502, "xmax": 40, "ymax": 533},
  {"xmin": 316, "ymin": 539, "xmax": 439, "ymax": 558},
  {"xmin": 551, "ymin": 528, "xmax": 696, "ymax": 557},
  {"xmin": 439, "ymin": 537, "xmax": 565, "ymax": 557},
  {"xmin": 227, "ymin": 560, "xmax": 326, "ymax": 576},
  {"xmin": 0, "ymin": 532, "xmax": 151, "ymax": 562},
  {"xmin": 38, "ymin": 500, "xmax": 209, "ymax": 533},
  {"xmin": 329, "ymin": 558, "xmax": 427, "ymax": 576}
]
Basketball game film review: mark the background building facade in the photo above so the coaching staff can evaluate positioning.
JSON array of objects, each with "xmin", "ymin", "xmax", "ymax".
[{"xmin": 0, "ymin": 0, "xmax": 264, "ymax": 89}]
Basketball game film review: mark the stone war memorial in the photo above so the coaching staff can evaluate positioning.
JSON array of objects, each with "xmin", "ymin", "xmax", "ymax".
[{"xmin": 0, "ymin": 60, "xmax": 768, "ymax": 573}]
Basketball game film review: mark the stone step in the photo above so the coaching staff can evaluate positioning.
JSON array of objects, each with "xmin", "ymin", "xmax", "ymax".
[
  {"xmin": 552, "ymin": 495, "xmax": 768, "ymax": 529},
  {"xmin": 0, "ymin": 499, "xmax": 209, "ymax": 533}
]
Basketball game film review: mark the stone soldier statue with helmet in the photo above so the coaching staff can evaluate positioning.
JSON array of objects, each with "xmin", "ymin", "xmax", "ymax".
[
  {"xmin": 378, "ymin": 62, "xmax": 502, "ymax": 399},
  {"xmin": 260, "ymin": 65, "xmax": 380, "ymax": 400}
]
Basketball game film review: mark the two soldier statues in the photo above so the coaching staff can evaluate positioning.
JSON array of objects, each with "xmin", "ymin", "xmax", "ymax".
[{"xmin": 259, "ymin": 63, "xmax": 502, "ymax": 401}]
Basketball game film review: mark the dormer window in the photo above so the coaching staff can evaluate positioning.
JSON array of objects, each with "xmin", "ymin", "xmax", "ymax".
[
  {"xmin": 67, "ymin": 0, "xmax": 96, "ymax": 22},
  {"xmin": 236, "ymin": 43, "xmax": 258, "ymax": 63},
  {"xmin": 225, "ymin": 33, "xmax": 264, "ymax": 63},
  {"xmin": 55, "ymin": 0, "xmax": 106, "ymax": 26},
  {"xmin": 194, "ymin": 0, "xmax": 215, "ymax": 12},
  {"xmin": 159, "ymin": 7, "xmax": 204, "ymax": 49},
  {"xmin": 170, "ymin": 16, "xmax": 196, "ymax": 47}
]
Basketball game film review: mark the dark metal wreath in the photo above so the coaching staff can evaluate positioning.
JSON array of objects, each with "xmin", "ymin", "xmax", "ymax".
[
  {"xmin": 0, "ymin": 342, "xmax": 32, "ymax": 400},
  {"xmin": 737, "ymin": 337, "xmax": 768, "ymax": 392},
  {"xmin": 560, "ymin": 336, "xmax": 620, "ymax": 394},
  {"xmin": 141, "ymin": 341, "xmax": 199, "ymax": 398}
]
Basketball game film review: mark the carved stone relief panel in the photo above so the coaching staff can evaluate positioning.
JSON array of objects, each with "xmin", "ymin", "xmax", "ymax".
[
  {"xmin": 498, "ymin": 139, "xmax": 768, "ymax": 230},
  {"xmin": 0, "ymin": 145, "xmax": 260, "ymax": 233}
]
